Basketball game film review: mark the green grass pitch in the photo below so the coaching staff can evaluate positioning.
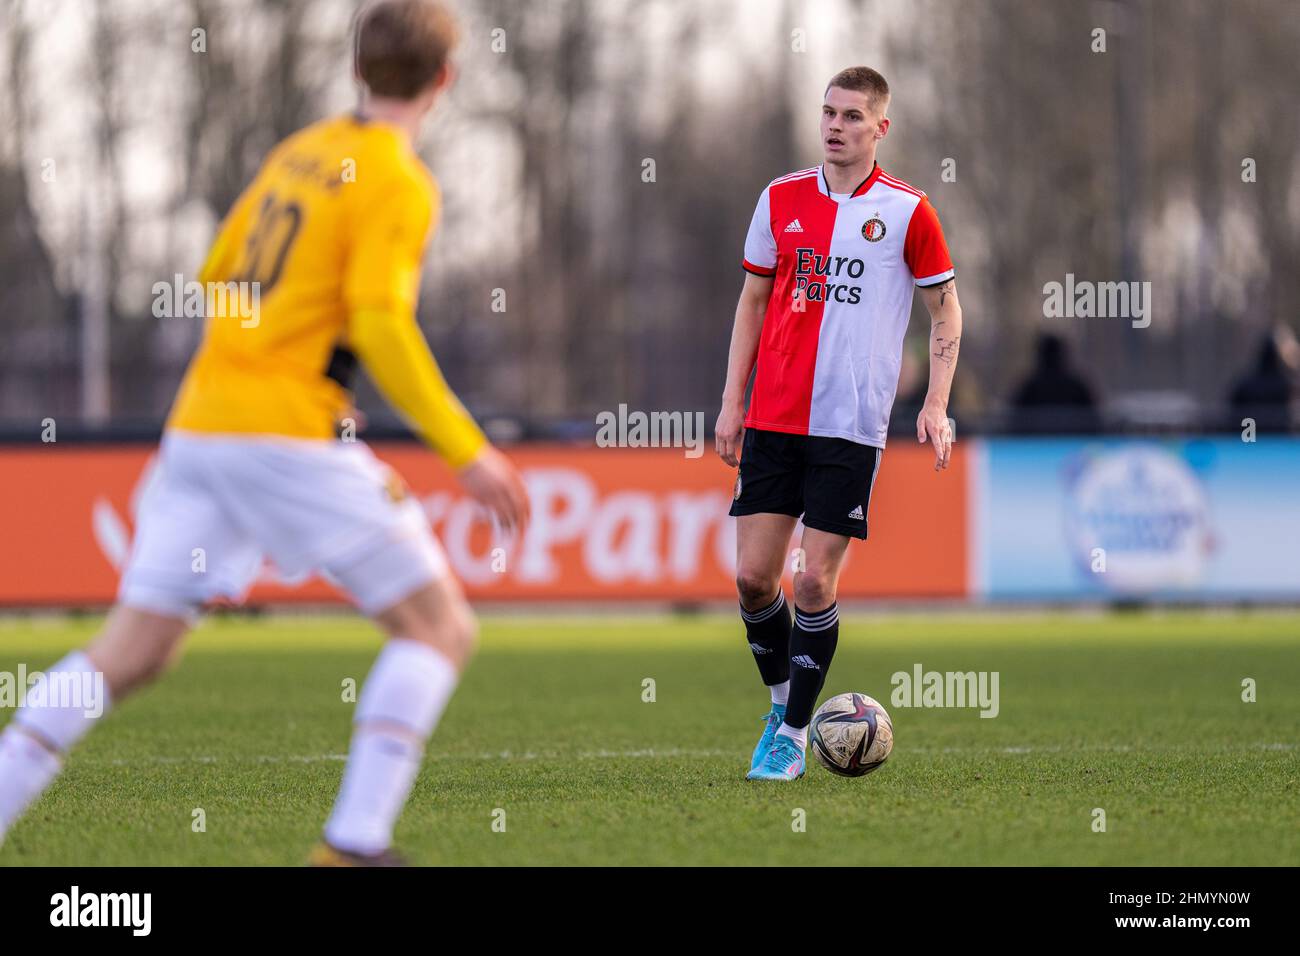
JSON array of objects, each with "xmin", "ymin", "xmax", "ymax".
[{"xmin": 1, "ymin": 610, "xmax": 1296, "ymax": 866}]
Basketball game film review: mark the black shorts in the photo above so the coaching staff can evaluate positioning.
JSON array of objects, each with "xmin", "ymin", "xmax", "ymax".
[{"xmin": 728, "ymin": 428, "xmax": 882, "ymax": 539}]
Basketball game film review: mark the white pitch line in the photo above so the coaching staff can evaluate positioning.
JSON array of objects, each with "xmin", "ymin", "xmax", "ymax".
[
  {"xmin": 96, "ymin": 748, "xmax": 735, "ymax": 767},
  {"xmin": 87, "ymin": 742, "xmax": 1295, "ymax": 768}
]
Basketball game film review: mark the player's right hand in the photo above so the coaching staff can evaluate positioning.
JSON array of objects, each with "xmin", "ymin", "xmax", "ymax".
[
  {"xmin": 458, "ymin": 445, "xmax": 531, "ymax": 534},
  {"xmin": 715, "ymin": 401, "xmax": 746, "ymax": 467}
]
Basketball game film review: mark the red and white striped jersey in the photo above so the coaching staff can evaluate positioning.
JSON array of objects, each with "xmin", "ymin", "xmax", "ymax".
[{"xmin": 741, "ymin": 163, "xmax": 954, "ymax": 448}]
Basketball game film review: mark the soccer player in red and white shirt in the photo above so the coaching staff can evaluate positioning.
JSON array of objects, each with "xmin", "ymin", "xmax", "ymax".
[{"xmin": 715, "ymin": 67, "xmax": 962, "ymax": 781}]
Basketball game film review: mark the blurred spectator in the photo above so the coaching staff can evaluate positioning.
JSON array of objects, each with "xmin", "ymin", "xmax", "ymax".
[
  {"xmin": 1228, "ymin": 330, "xmax": 1297, "ymax": 432},
  {"xmin": 1008, "ymin": 334, "xmax": 1099, "ymax": 433}
]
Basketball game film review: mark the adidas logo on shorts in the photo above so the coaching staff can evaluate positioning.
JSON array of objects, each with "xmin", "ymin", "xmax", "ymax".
[
  {"xmin": 784, "ymin": 219, "xmax": 805, "ymax": 233},
  {"xmin": 792, "ymin": 654, "xmax": 820, "ymax": 669},
  {"xmin": 848, "ymin": 504, "xmax": 864, "ymax": 520}
]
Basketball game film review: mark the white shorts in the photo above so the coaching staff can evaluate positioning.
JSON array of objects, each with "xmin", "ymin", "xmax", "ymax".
[{"xmin": 118, "ymin": 431, "xmax": 448, "ymax": 619}]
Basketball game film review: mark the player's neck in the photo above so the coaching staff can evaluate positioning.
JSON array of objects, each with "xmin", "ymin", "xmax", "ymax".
[
  {"xmin": 823, "ymin": 152, "xmax": 877, "ymax": 194},
  {"xmin": 355, "ymin": 96, "xmax": 425, "ymax": 143}
]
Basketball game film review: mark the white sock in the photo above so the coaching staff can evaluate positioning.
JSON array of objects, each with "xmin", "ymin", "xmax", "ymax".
[
  {"xmin": 0, "ymin": 727, "xmax": 62, "ymax": 843},
  {"xmin": 0, "ymin": 651, "xmax": 110, "ymax": 842},
  {"xmin": 324, "ymin": 639, "xmax": 458, "ymax": 856},
  {"xmin": 769, "ymin": 681, "xmax": 790, "ymax": 707},
  {"xmin": 775, "ymin": 722, "xmax": 808, "ymax": 749}
]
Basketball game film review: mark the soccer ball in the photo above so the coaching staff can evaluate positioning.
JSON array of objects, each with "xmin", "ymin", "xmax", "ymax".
[{"xmin": 810, "ymin": 692, "xmax": 893, "ymax": 777}]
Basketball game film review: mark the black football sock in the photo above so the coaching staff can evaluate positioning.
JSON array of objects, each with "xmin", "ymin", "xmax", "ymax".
[
  {"xmin": 740, "ymin": 591, "xmax": 791, "ymax": 688},
  {"xmin": 783, "ymin": 602, "xmax": 840, "ymax": 730}
]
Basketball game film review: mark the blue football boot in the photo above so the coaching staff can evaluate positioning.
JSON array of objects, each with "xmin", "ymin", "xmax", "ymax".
[
  {"xmin": 749, "ymin": 703, "xmax": 786, "ymax": 773},
  {"xmin": 746, "ymin": 732, "xmax": 806, "ymax": 781}
]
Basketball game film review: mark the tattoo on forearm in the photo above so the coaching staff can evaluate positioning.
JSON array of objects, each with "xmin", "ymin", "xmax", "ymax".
[{"xmin": 933, "ymin": 335, "xmax": 960, "ymax": 367}]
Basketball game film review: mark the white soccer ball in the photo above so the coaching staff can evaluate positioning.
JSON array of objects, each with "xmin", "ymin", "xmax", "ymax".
[{"xmin": 810, "ymin": 692, "xmax": 893, "ymax": 777}]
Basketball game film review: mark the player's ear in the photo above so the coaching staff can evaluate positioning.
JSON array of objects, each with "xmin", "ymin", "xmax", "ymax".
[
  {"xmin": 432, "ymin": 62, "xmax": 455, "ymax": 97},
  {"xmin": 875, "ymin": 116, "xmax": 890, "ymax": 140},
  {"xmin": 415, "ymin": 64, "xmax": 454, "ymax": 113}
]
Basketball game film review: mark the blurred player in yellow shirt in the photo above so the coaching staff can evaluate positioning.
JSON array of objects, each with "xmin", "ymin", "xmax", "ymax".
[{"xmin": 0, "ymin": 0, "xmax": 528, "ymax": 865}]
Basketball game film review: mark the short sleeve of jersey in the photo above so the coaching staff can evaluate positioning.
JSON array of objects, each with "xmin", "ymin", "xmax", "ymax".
[
  {"xmin": 742, "ymin": 187, "xmax": 777, "ymax": 277},
  {"xmin": 344, "ymin": 172, "xmax": 438, "ymax": 314},
  {"xmin": 903, "ymin": 198, "xmax": 955, "ymax": 287}
]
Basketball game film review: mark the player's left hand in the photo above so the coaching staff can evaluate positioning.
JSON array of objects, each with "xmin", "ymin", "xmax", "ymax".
[
  {"xmin": 917, "ymin": 400, "xmax": 953, "ymax": 472},
  {"xmin": 458, "ymin": 445, "xmax": 531, "ymax": 534}
]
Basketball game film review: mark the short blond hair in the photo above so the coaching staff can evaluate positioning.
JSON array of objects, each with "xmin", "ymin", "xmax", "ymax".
[{"xmin": 826, "ymin": 66, "xmax": 890, "ymax": 112}]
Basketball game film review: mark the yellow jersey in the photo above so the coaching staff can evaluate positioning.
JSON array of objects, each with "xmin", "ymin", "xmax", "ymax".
[{"xmin": 168, "ymin": 114, "xmax": 480, "ymax": 462}]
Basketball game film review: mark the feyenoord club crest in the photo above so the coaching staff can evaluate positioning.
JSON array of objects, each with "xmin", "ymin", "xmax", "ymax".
[
  {"xmin": 733, "ymin": 474, "xmax": 743, "ymax": 500},
  {"xmin": 861, "ymin": 215, "xmax": 886, "ymax": 242}
]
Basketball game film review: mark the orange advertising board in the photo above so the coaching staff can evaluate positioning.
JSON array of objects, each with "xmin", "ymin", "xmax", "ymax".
[{"xmin": 0, "ymin": 442, "xmax": 968, "ymax": 605}]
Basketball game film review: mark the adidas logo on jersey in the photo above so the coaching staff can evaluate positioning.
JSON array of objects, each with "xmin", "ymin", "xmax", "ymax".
[
  {"xmin": 784, "ymin": 219, "xmax": 805, "ymax": 233},
  {"xmin": 792, "ymin": 654, "xmax": 820, "ymax": 669},
  {"xmin": 848, "ymin": 504, "xmax": 864, "ymax": 520}
]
